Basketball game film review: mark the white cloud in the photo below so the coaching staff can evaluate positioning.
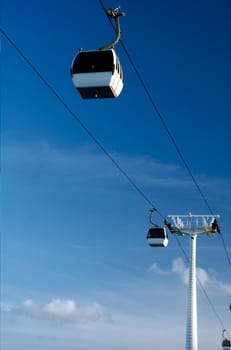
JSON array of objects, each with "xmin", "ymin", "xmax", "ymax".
[
  {"xmin": 3, "ymin": 140, "xmax": 231, "ymax": 209},
  {"xmin": 2, "ymin": 298, "xmax": 110, "ymax": 324},
  {"xmin": 0, "ymin": 303, "xmax": 14, "ymax": 313},
  {"xmin": 172, "ymin": 257, "xmax": 189, "ymax": 284},
  {"xmin": 149, "ymin": 263, "xmax": 169, "ymax": 275},
  {"xmin": 172, "ymin": 257, "xmax": 231, "ymax": 294},
  {"xmin": 0, "ymin": 141, "xmax": 199, "ymax": 189},
  {"xmin": 150, "ymin": 258, "xmax": 231, "ymax": 295}
]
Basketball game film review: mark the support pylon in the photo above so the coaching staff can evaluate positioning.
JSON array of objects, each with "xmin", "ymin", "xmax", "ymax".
[{"xmin": 167, "ymin": 214, "xmax": 220, "ymax": 350}]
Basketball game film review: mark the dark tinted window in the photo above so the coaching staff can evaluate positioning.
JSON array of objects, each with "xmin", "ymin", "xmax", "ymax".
[
  {"xmin": 147, "ymin": 228, "xmax": 166, "ymax": 238},
  {"xmin": 72, "ymin": 50, "xmax": 114, "ymax": 73}
]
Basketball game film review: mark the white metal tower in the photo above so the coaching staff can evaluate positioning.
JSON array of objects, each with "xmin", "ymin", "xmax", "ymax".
[{"xmin": 167, "ymin": 214, "xmax": 220, "ymax": 350}]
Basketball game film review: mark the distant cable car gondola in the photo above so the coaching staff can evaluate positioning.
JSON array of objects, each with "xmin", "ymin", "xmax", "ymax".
[
  {"xmin": 222, "ymin": 330, "xmax": 231, "ymax": 350},
  {"xmin": 147, "ymin": 227, "xmax": 169, "ymax": 247},
  {"xmin": 222, "ymin": 339, "xmax": 231, "ymax": 350},
  {"xmin": 71, "ymin": 7, "xmax": 124, "ymax": 99},
  {"xmin": 147, "ymin": 208, "xmax": 169, "ymax": 247}
]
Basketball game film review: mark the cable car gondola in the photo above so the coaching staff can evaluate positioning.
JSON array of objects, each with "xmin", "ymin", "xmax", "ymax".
[
  {"xmin": 71, "ymin": 7, "xmax": 124, "ymax": 100},
  {"xmin": 147, "ymin": 227, "xmax": 169, "ymax": 247},
  {"xmin": 146, "ymin": 208, "xmax": 169, "ymax": 247},
  {"xmin": 222, "ymin": 330, "xmax": 231, "ymax": 350},
  {"xmin": 222, "ymin": 339, "xmax": 231, "ymax": 350},
  {"xmin": 71, "ymin": 49, "xmax": 123, "ymax": 99}
]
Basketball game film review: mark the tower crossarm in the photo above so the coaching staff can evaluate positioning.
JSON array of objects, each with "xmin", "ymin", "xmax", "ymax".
[{"xmin": 167, "ymin": 214, "xmax": 220, "ymax": 236}]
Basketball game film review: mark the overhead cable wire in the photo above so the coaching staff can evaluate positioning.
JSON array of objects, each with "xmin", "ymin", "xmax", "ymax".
[
  {"xmin": 98, "ymin": 0, "xmax": 231, "ymax": 269},
  {"xmin": 98, "ymin": 0, "xmax": 213, "ymax": 213},
  {"xmin": 98, "ymin": 0, "xmax": 231, "ymax": 332},
  {"xmin": 219, "ymin": 234, "xmax": 231, "ymax": 268},
  {"xmin": 1, "ymin": 27, "xmax": 229, "ymax": 336},
  {"xmin": 0, "ymin": 27, "xmax": 163, "ymax": 218},
  {"xmin": 175, "ymin": 234, "xmax": 230, "ymax": 338},
  {"xmin": 197, "ymin": 278, "xmax": 230, "ymax": 338}
]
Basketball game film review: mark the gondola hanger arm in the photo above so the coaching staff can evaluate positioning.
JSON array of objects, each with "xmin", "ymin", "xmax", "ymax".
[
  {"xmin": 99, "ymin": 7, "xmax": 125, "ymax": 51},
  {"xmin": 149, "ymin": 208, "xmax": 159, "ymax": 227}
]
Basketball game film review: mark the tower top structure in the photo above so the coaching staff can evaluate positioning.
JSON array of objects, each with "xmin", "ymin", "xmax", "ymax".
[{"xmin": 167, "ymin": 214, "xmax": 220, "ymax": 236}]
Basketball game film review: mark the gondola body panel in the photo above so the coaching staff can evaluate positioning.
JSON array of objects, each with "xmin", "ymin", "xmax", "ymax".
[
  {"xmin": 71, "ymin": 49, "xmax": 123, "ymax": 99},
  {"xmin": 147, "ymin": 227, "xmax": 169, "ymax": 247}
]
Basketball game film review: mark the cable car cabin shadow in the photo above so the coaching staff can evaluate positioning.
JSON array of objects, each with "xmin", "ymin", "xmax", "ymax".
[
  {"xmin": 147, "ymin": 227, "xmax": 168, "ymax": 247},
  {"xmin": 71, "ymin": 49, "xmax": 124, "ymax": 99}
]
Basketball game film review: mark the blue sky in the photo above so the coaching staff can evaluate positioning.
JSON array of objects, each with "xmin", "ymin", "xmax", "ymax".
[{"xmin": 1, "ymin": 0, "xmax": 231, "ymax": 349}]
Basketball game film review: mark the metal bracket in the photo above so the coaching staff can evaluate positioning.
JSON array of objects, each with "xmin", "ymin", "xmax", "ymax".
[
  {"xmin": 99, "ymin": 7, "xmax": 125, "ymax": 50},
  {"xmin": 149, "ymin": 208, "xmax": 159, "ymax": 227}
]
